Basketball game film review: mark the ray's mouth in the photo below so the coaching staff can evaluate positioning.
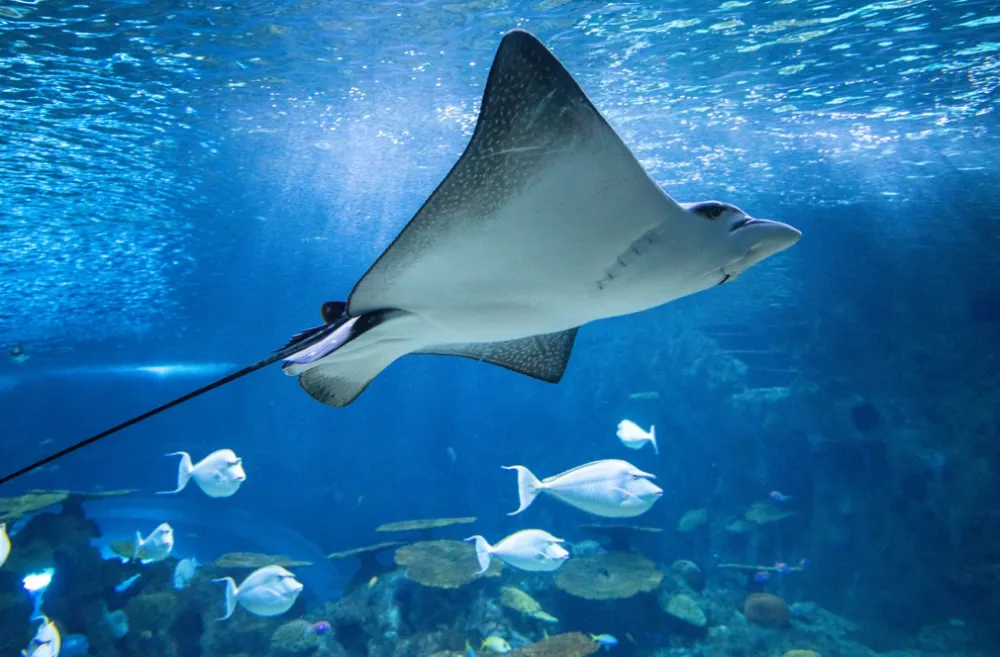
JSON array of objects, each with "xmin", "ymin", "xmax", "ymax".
[{"xmin": 729, "ymin": 217, "xmax": 756, "ymax": 232}]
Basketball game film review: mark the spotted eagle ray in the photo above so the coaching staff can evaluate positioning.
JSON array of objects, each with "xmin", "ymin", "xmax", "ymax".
[{"xmin": 1, "ymin": 30, "xmax": 800, "ymax": 484}]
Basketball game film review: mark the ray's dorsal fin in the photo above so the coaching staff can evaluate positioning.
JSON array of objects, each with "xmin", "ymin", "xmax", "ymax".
[
  {"xmin": 415, "ymin": 329, "xmax": 578, "ymax": 383},
  {"xmin": 347, "ymin": 29, "xmax": 626, "ymax": 316}
]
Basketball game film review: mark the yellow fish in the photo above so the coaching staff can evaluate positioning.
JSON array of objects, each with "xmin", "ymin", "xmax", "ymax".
[
  {"xmin": 1, "ymin": 523, "xmax": 10, "ymax": 569},
  {"xmin": 481, "ymin": 636, "xmax": 512, "ymax": 654},
  {"xmin": 367, "ymin": 576, "xmax": 378, "ymax": 589}
]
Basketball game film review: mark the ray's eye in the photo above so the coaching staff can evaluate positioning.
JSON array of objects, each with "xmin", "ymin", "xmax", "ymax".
[{"xmin": 707, "ymin": 204, "xmax": 724, "ymax": 218}]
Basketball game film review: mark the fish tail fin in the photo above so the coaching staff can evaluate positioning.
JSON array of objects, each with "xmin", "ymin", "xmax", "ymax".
[
  {"xmin": 464, "ymin": 535, "xmax": 493, "ymax": 574},
  {"xmin": 212, "ymin": 577, "xmax": 238, "ymax": 621},
  {"xmin": 157, "ymin": 451, "xmax": 193, "ymax": 494},
  {"xmin": 650, "ymin": 425, "xmax": 658, "ymax": 455},
  {"xmin": 501, "ymin": 465, "xmax": 543, "ymax": 516}
]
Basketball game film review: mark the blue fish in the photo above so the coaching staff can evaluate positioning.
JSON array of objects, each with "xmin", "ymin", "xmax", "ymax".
[
  {"xmin": 590, "ymin": 634, "xmax": 618, "ymax": 651},
  {"xmin": 769, "ymin": 491, "xmax": 791, "ymax": 503},
  {"xmin": 753, "ymin": 570, "xmax": 771, "ymax": 583},
  {"xmin": 115, "ymin": 574, "xmax": 141, "ymax": 593}
]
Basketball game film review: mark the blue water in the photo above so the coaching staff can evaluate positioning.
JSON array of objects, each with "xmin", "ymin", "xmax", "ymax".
[{"xmin": 2, "ymin": 0, "xmax": 999, "ymax": 655}]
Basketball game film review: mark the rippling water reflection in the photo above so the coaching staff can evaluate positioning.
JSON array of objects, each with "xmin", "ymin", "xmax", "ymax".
[{"xmin": 1, "ymin": 0, "xmax": 996, "ymax": 345}]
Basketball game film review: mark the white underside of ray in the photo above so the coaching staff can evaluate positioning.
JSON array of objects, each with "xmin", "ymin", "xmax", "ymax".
[
  {"xmin": 284, "ymin": 141, "xmax": 732, "ymax": 380},
  {"xmin": 347, "ymin": 149, "xmax": 729, "ymax": 345}
]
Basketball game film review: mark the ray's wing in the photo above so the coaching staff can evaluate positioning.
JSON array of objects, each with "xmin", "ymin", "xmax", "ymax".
[{"xmin": 347, "ymin": 30, "xmax": 684, "ymax": 318}]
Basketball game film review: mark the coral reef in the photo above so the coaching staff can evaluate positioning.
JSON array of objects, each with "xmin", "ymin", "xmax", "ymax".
[
  {"xmin": 213, "ymin": 553, "xmax": 314, "ymax": 569},
  {"xmin": 394, "ymin": 540, "xmax": 502, "ymax": 589},
  {"xmin": 375, "ymin": 518, "xmax": 477, "ymax": 540},
  {"xmin": 508, "ymin": 632, "xmax": 599, "ymax": 657},
  {"xmin": 0, "ymin": 488, "xmax": 991, "ymax": 657},
  {"xmin": 670, "ymin": 560, "xmax": 704, "ymax": 592},
  {"xmin": 554, "ymin": 551, "xmax": 662, "ymax": 600},
  {"xmin": 663, "ymin": 593, "xmax": 707, "ymax": 629},
  {"xmin": 745, "ymin": 593, "xmax": 791, "ymax": 628}
]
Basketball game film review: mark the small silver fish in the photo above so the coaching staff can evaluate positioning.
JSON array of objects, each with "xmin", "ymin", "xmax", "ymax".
[
  {"xmin": 465, "ymin": 529, "xmax": 569, "ymax": 573},
  {"xmin": 158, "ymin": 449, "xmax": 246, "ymax": 498},
  {"xmin": 213, "ymin": 565, "xmax": 303, "ymax": 621},
  {"xmin": 503, "ymin": 459, "xmax": 663, "ymax": 518},
  {"xmin": 114, "ymin": 574, "xmax": 141, "ymax": 593},
  {"xmin": 173, "ymin": 558, "xmax": 199, "ymax": 590},
  {"xmin": 616, "ymin": 420, "xmax": 658, "ymax": 454},
  {"xmin": 133, "ymin": 523, "xmax": 174, "ymax": 563}
]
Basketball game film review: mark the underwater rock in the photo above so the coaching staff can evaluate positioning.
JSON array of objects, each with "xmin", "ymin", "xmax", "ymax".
[
  {"xmin": 553, "ymin": 551, "xmax": 662, "ymax": 600},
  {"xmin": 328, "ymin": 570, "xmax": 407, "ymax": 653},
  {"xmin": 327, "ymin": 541, "xmax": 404, "ymax": 594},
  {"xmin": 789, "ymin": 601, "xmax": 857, "ymax": 639},
  {"xmin": 783, "ymin": 650, "xmax": 821, "ymax": 657},
  {"xmin": 744, "ymin": 593, "xmax": 790, "ymax": 628},
  {"xmin": 0, "ymin": 584, "xmax": 33, "ymax": 655},
  {"xmin": 670, "ymin": 560, "xmax": 704, "ymax": 592},
  {"xmin": 394, "ymin": 540, "xmax": 502, "ymax": 589},
  {"xmin": 125, "ymin": 590, "xmax": 177, "ymax": 633},
  {"xmin": 269, "ymin": 619, "xmax": 326, "ymax": 656},
  {"xmin": 663, "ymin": 593, "xmax": 707, "ymax": 628}
]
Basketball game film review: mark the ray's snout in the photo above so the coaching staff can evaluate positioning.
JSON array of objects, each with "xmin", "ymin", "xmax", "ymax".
[{"xmin": 729, "ymin": 217, "xmax": 801, "ymax": 272}]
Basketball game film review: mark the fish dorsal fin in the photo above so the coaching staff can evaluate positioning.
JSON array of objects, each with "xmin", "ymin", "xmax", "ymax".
[
  {"xmin": 347, "ymin": 29, "xmax": 665, "ymax": 316},
  {"xmin": 540, "ymin": 459, "xmax": 628, "ymax": 484},
  {"xmin": 415, "ymin": 329, "xmax": 578, "ymax": 383}
]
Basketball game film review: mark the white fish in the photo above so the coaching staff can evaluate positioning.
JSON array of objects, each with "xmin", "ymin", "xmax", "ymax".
[
  {"xmin": 1, "ymin": 522, "xmax": 9, "ymax": 568},
  {"xmin": 465, "ymin": 529, "xmax": 569, "ymax": 574},
  {"xmin": 213, "ymin": 565, "xmax": 303, "ymax": 621},
  {"xmin": 503, "ymin": 459, "xmax": 663, "ymax": 518},
  {"xmin": 157, "ymin": 449, "xmax": 246, "ymax": 498},
  {"xmin": 616, "ymin": 420, "xmax": 658, "ymax": 454},
  {"xmin": 173, "ymin": 558, "xmax": 199, "ymax": 590},
  {"xmin": 114, "ymin": 574, "xmax": 141, "ymax": 593},
  {"xmin": 22, "ymin": 615, "xmax": 60, "ymax": 657},
  {"xmin": 133, "ymin": 523, "xmax": 174, "ymax": 563}
]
